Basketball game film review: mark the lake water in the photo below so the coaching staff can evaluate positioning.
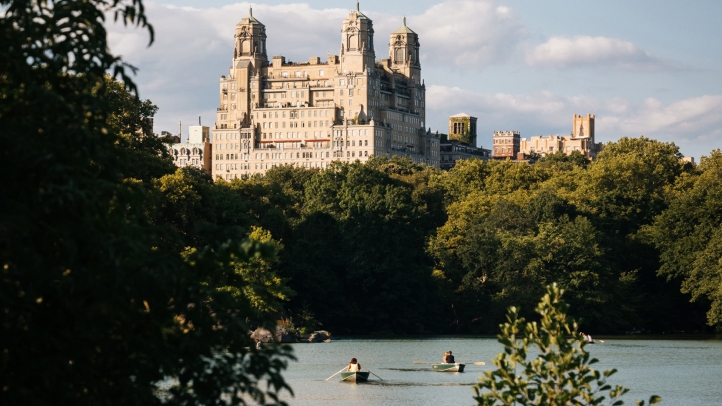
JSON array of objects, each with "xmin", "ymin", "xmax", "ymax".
[{"xmin": 280, "ymin": 336, "xmax": 722, "ymax": 405}]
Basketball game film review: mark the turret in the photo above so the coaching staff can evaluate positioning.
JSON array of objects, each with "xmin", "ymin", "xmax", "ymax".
[
  {"xmin": 233, "ymin": 7, "xmax": 268, "ymax": 68},
  {"xmin": 389, "ymin": 16, "xmax": 421, "ymax": 82},
  {"xmin": 340, "ymin": 2, "xmax": 376, "ymax": 73}
]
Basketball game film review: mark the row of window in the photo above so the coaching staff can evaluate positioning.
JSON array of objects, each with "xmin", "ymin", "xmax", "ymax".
[
  {"xmin": 261, "ymin": 120, "xmax": 330, "ymax": 129},
  {"xmin": 261, "ymin": 110, "xmax": 331, "ymax": 119},
  {"xmin": 215, "ymin": 132, "xmax": 251, "ymax": 141},
  {"xmin": 177, "ymin": 159, "xmax": 201, "ymax": 166},
  {"xmin": 248, "ymin": 150, "xmax": 373, "ymax": 161},
  {"xmin": 262, "ymin": 131, "xmax": 332, "ymax": 140},
  {"xmin": 216, "ymin": 154, "xmax": 238, "ymax": 160},
  {"xmin": 215, "ymin": 163, "xmax": 250, "ymax": 171},
  {"xmin": 334, "ymin": 129, "xmax": 371, "ymax": 137}
]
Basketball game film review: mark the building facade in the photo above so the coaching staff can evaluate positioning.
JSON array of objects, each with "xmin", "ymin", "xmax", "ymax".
[
  {"xmin": 167, "ymin": 125, "xmax": 212, "ymax": 173},
  {"xmin": 211, "ymin": 6, "xmax": 440, "ymax": 180},
  {"xmin": 439, "ymin": 140, "xmax": 491, "ymax": 170},
  {"xmin": 492, "ymin": 130, "xmax": 520, "ymax": 159},
  {"xmin": 519, "ymin": 114, "xmax": 603, "ymax": 159},
  {"xmin": 439, "ymin": 113, "xmax": 491, "ymax": 170}
]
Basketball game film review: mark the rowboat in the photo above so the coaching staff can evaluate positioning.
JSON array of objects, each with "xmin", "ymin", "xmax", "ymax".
[
  {"xmin": 432, "ymin": 363, "xmax": 465, "ymax": 372},
  {"xmin": 340, "ymin": 371, "xmax": 370, "ymax": 382}
]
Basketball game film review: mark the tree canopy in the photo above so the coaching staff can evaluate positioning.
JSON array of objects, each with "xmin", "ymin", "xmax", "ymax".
[{"xmin": 1, "ymin": 1, "xmax": 293, "ymax": 404}]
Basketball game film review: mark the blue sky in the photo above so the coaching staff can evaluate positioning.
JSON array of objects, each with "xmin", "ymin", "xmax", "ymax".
[{"xmin": 109, "ymin": 0, "xmax": 722, "ymax": 159}]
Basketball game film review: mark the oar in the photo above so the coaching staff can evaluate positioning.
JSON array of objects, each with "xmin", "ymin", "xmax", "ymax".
[
  {"xmin": 413, "ymin": 360, "xmax": 486, "ymax": 366},
  {"xmin": 365, "ymin": 368, "xmax": 383, "ymax": 381},
  {"xmin": 325, "ymin": 367, "xmax": 347, "ymax": 381}
]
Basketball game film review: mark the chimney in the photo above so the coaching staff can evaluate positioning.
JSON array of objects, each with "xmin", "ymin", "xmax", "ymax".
[{"xmin": 199, "ymin": 116, "xmax": 201, "ymax": 126}]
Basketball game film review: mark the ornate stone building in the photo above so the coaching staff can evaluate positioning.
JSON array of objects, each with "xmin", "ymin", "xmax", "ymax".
[
  {"xmin": 519, "ymin": 114, "xmax": 603, "ymax": 159},
  {"xmin": 211, "ymin": 5, "xmax": 440, "ymax": 180},
  {"xmin": 166, "ymin": 124, "xmax": 212, "ymax": 173}
]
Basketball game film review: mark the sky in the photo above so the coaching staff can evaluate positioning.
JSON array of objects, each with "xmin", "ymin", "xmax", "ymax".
[{"xmin": 107, "ymin": 0, "xmax": 722, "ymax": 159}]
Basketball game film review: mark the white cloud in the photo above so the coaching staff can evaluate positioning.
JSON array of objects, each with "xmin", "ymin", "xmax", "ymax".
[
  {"xmin": 426, "ymin": 85, "xmax": 722, "ymax": 158},
  {"xmin": 411, "ymin": 0, "xmax": 526, "ymax": 68},
  {"xmin": 525, "ymin": 36, "xmax": 673, "ymax": 71}
]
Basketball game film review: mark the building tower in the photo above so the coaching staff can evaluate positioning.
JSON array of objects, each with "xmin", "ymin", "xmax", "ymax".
[
  {"xmin": 572, "ymin": 114, "xmax": 595, "ymax": 142},
  {"xmin": 389, "ymin": 16, "xmax": 421, "ymax": 83},
  {"xmin": 234, "ymin": 7, "xmax": 268, "ymax": 67},
  {"xmin": 448, "ymin": 113, "xmax": 477, "ymax": 145},
  {"xmin": 217, "ymin": 8, "xmax": 268, "ymax": 132},
  {"xmin": 340, "ymin": 2, "xmax": 376, "ymax": 73}
]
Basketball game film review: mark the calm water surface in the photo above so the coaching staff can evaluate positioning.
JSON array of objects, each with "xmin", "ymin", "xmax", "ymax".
[{"xmin": 281, "ymin": 336, "xmax": 722, "ymax": 406}]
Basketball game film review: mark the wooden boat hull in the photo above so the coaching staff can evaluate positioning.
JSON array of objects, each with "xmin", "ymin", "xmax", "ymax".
[
  {"xmin": 432, "ymin": 363, "xmax": 465, "ymax": 372},
  {"xmin": 340, "ymin": 371, "xmax": 370, "ymax": 382}
]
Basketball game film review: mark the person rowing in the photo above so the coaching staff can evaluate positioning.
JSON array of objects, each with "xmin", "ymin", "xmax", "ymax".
[
  {"xmin": 443, "ymin": 351, "xmax": 455, "ymax": 364},
  {"xmin": 347, "ymin": 357, "xmax": 361, "ymax": 372}
]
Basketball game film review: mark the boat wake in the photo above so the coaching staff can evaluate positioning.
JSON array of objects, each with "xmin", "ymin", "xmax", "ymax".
[
  {"xmin": 379, "ymin": 368, "xmax": 434, "ymax": 372},
  {"xmin": 363, "ymin": 381, "xmax": 476, "ymax": 387}
]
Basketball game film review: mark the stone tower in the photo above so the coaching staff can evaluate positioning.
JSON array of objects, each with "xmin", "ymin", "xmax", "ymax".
[
  {"xmin": 448, "ymin": 113, "xmax": 477, "ymax": 145},
  {"xmin": 572, "ymin": 114, "xmax": 595, "ymax": 142},
  {"xmin": 233, "ymin": 7, "xmax": 268, "ymax": 67},
  {"xmin": 340, "ymin": 2, "xmax": 376, "ymax": 73},
  {"xmin": 217, "ymin": 8, "xmax": 267, "ymax": 131},
  {"xmin": 389, "ymin": 16, "xmax": 421, "ymax": 84}
]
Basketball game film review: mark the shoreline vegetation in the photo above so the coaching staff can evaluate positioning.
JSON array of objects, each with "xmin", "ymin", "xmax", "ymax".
[
  {"xmin": 3, "ymin": 0, "xmax": 722, "ymax": 404},
  {"xmin": 208, "ymin": 142, "xmax": 721, "ymax": 337}
]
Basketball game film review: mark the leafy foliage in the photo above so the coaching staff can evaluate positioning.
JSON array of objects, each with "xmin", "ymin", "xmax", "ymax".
[
  {"xmin": 473, "ymin": 284, "xmax": 661, "ymax": 406},
  {"xmin": 645, "ymin": 150, "xmax": 722, "ymax": 329},
  {"xmin": 0, "ymin": 1, "xmax": 292, "ymax": 405}
]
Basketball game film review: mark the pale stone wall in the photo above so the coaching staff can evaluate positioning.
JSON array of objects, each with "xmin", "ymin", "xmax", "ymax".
[
  {"xmin": 210, "ymin": 6, "xmax": 439, "ymax": 180},
  {"xmin": 518, "ymin": 114, "xmax": 602, "ymax": 160}
]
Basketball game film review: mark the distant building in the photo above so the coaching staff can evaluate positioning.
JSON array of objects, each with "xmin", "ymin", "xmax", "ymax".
[
  {"xmin": 519, "ymin": 114, "xmax": 603, "ymax": 160},
  {"xmin": 210, "ymin": 6, "xmax": 440, "ymax": 180},
  {"xmin": 492, "ymin": 131, "xmax": 520, "ymax": 159},
  {"xmin": 439, "ymin": 139, "xmax": 491, "ymax": 170},
  {"xmin": 682, "ymin": 156, "xmax": 695, "ymax": 165},
  {"xmin": 448, "ymin": 113, "xmax": 477, "ymax": 145},
  {"xmin": 439, "ymin": 113, "xmax": 491, "ymax": 170},
  {"xmin": 166, "ymin": 124, "xmax": 212, "ymax": 174}
]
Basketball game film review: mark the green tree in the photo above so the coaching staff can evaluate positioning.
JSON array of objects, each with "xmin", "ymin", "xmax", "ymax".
[
  {"xmin": 290, "ymin": 161, "xmax": 444, "ymax": 333},
  {"xmin": 646, "ymin": 150, "xmax": 722, "ymax": 329},
  {"xmin": 220, "ymin": 227, "xmax": 295, "ymax": 315},
  {"xmin": 0, "ymin": 1, "xmax": 292, "ymax": 404},
  {"xmin": 474, "ymin": 284, "xmax": 661, "ymax": 406}
]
